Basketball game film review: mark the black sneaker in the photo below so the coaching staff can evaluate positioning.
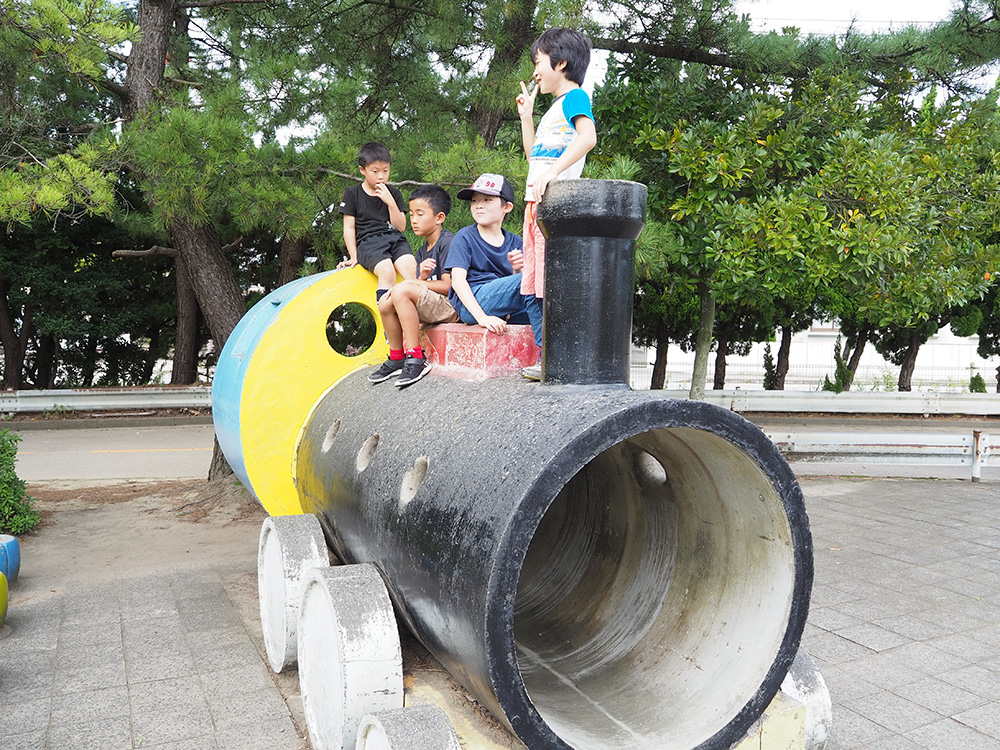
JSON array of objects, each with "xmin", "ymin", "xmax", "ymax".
[
  {"xmin": 368, "ymin": 357, "xmax": 405, "ymax": 383},
  {"xmin": 396, "ymin": 356, "xmax": 432, "ymax": 387}
]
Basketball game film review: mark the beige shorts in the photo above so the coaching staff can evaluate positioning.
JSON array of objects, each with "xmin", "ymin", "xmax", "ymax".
[{"xmin": 416, "ymin": 286, "xmax": 459, "ymax": 324}]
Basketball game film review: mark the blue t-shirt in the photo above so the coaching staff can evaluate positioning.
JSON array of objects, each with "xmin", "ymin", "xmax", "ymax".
[
  {"xmin": 416, "ymin": 230, "xmax": 454, "ymax": 281},
  {"xmin": 444, "ymin": 225, "xmax": 523, "ymax": 309}
]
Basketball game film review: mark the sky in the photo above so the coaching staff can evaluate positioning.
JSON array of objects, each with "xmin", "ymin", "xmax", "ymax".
[
  {"xmin": 585, "ymin": 2, "xmax": 988, "ymax": 92},
  {"xmin": 733, "ymin": 0, "xmax": 999, "ymax": 90},
  {"xmin": 734, "ymin": 0, "xmax": 961, "ymax": 34}
]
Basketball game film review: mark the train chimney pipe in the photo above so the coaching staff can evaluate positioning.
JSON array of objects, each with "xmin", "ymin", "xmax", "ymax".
[{"xmin": 539, "ymin": 179, "xmax": 646, "ymax": 386}]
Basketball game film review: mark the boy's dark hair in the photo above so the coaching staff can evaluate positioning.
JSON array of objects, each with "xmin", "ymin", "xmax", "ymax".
[
  {"xmin": 531, "ymin": 28, "xmax": 592, "ymax": 86},
  {"xmin": 409, "ymin": 184, "xmax": 451, "ymax": 217},
  {"xmin": 358, "ymin": 142, "xmax": 391, "ymax": 167}
]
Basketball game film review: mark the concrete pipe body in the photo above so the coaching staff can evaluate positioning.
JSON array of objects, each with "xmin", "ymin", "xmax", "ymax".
[{"xmin": 296, "ymin": 376, "xmax": 812, "ymax": 750}]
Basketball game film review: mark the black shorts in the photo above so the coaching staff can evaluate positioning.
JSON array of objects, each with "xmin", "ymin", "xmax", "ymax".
[{"xmin": 357, "ymin": 231, "xmax": 412, "ymax": 271}]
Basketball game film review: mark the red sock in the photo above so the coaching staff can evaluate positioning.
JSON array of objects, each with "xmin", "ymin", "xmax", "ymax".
[
  {"xmin": 389, "ymin": 349, "xmax": 404, "ymax": 361},
  {"xmin": 405, "ymin": 347, "xmax": 423, "ymax": 359}
]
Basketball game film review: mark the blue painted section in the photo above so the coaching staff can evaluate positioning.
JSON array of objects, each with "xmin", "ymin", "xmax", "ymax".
[
  {"xmin": 212, "ymin": 272, "xmax": 335, "ymax": 493},
  {"xmin": 0, "ymin": 534, "xmax": 19, "ymax": 584}
]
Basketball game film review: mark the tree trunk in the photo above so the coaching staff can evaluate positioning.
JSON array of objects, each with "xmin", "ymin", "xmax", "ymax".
[
  {"xmin": 689, "ymin": 280, "xmax": 715, "ymax": 401},
  {"xmin": 278, "ymin": 234, "xmax": 309, "ymax": 287},
  {"xmin": 896, "ymin": 332, "xmax": 922, "ymax": 392},
  {"xmin": 169, "ymin": 219, "xmax": 244, "ymax": 353},
  {"xmin": 469, "ymin": 2, "xmax": 537, "ymax": 146},
  {"xmin": 844, "ymin": 324, "xmax": 870, "ymax": 391},
  {"xmin": 121, "ymin": 0, "xmax": 241, "ymax": 481},
  {"xmin": 650, "ymin": 332, "xmax": 668, "ymax": 390},
  {"xmin": 169, "ymin": 221, "xmax": 243, "ymax": 480},
  {"xmin": 171, "ymin": 256, "xmax": 199, "ymax": 385},
  {"xmin": 122, "ymin": 0, "xmax": 175, "ymax": 119},
  {"xmin": 774, "ymin": 326, "xmax": 792, "ymax": 390},
  {"xmin": 0, "ymin": 282, "xmax": 28, "ymax": 390},
  {"xmin": 208, "ymin": 438, "xmax": 232, "ymax": 481},
  {"xmin": 713, "ymin": 332, "xmax": 728, "ymax": 390},
  {"xmin": 36, "ymin": 334, "xmax": 56, "ymax": 388}
]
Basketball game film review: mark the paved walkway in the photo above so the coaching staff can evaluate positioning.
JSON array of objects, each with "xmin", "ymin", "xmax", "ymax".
[
  {"xmin": 800, "ymin": 476, "xmax": 1000, "ymax": 749},
  {"xmin": 1, "ymin": 423, "xmax": 998, "ymax": 748},
  {"xmin": 1, "ymin": 570, "xmax": 305, "ymax": 750}
]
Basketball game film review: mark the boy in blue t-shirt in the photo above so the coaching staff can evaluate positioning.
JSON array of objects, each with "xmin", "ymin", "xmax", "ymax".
[
  {"xmin": 445, "ymin": 174, "xmax": 542, "ymax": 350},
  {"xmin": 516, "ymin": 28, "xmax": 596, "ymax": 378}
]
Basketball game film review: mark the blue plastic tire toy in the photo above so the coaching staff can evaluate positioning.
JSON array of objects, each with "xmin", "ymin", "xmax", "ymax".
[{"xmin": 0, "ymin": 534, "xmax": 20, "ymax": 584}]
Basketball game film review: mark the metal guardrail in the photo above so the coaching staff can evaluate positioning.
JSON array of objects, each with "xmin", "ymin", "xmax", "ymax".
[
  {"xmin": 3, "ymin": 386, "xmax": 996, "ymax": 416},
  {"xmin": 3, "ymin": 386, "xmax": 997, "ymax": 479},
  {"xmin": 764, "ymin": 429, "xmax": 997, "ymax": 482},
  {"xmin": 0, "ymin": 386, "xmax": 211, "ymax": 414},
  {"xmin": 660, "ymin": 389, "xmax": 1000, "ymax": 416}
]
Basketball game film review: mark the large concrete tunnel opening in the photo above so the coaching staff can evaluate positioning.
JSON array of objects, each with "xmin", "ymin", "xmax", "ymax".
[{"xmin": 513, "ymin": 426, "xmax": 798, "ymax": 750}]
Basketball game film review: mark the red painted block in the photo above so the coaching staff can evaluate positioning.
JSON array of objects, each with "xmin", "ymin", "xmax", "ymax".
[{"xmin": 421, "ymin": 324, "xmax": 539, "ymax": 379}]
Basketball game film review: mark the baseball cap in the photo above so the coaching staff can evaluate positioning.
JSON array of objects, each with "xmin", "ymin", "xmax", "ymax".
[{"xmin": 456, "ymin": 173, "xmax": 516, "ymax": 204}]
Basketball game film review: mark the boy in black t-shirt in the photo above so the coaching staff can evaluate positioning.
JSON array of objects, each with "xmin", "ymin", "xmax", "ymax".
[
  {"xmin": 368, "ymin": 184, "xmax": 457, "ymax": 387},
  {"xmin": 336, "ymin": 142, "xmax": 416, "ymax": 300}
]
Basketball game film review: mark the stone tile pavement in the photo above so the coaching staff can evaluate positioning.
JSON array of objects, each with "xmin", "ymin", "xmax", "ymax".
[
  {"xmin": 1, "ymin": 474, "xmax": 998, "ymax": 749},
  {"xmin": 799, "ymin": 476, "xmax": 1000, "ymax": 749},
  {"xmin": 0, "ymin": 567, "xmax": 307, "ymax": 750}
]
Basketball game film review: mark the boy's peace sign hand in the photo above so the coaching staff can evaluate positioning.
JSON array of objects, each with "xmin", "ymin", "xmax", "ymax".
[{"xmin": 516, "ymin": 79, "xmax": 538, "ymax": 118}]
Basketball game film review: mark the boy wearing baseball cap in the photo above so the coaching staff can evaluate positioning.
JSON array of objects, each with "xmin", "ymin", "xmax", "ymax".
[{"xmin": 445, "ymin": 174, "xmax": 542, "ymax": 352}]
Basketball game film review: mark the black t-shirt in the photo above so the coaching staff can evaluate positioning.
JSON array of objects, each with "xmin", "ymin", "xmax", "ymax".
[
  {"xmin": 416, "ymin": 230, "xmax": 454, "ymax": 281},
  {"xmin": 338, "ymin": 184, "xmax": 407, "ymax": 242}
]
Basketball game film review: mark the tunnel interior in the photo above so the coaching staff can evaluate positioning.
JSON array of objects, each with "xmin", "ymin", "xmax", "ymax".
[{"xmin": 513, "ymin": 426, "xmax": 797, "ymax": 750}]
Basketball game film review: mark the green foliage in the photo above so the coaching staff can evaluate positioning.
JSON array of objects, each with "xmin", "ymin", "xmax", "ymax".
[
  {"xmin": 821, "ymin": 336, "xmax": 852, "ymax": 393},
  {"xmin": 0, "ymin": 0, "xmax": 134, "ymax": 222},
  {"xmin": 970, "ymin": 373, "xmax": 987, "ymax": 392},
  {"xmin": 9, "ymin": 0, "xmax": 1000, "ymax": 393},
  {"xmin": 0, "ymin": 430, "xmax": 40, "ymax": 535},
  {"xmin": 0, "ymin": 214, "xmax": 175, "ymax": 388},
  {"xmin": 326, "ymin": 302, "xmax": 377, "ymax": 357},
  {"xmin": 763, "ymin": 344, "xmax": 778, "ymax": 390}
]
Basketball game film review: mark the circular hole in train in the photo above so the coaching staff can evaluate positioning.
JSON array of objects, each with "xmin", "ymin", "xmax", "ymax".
[
  {"xmin": 321, "ymin": 420, "xmax": 342, "ymax": 454},
  {"xmin": 399, "ymin": 455, "xmax": 429, "ymax": 510},
  {"xmin": 513, "ymin": 427, "xmax": 797, "ymax": 750},
  {"xmin": 326, "ymin": 302, "xmax": 377, "ymax": 357},
  {"xmin": 357, "ymin": 434, "xmax": 379, "ymax": 472}
]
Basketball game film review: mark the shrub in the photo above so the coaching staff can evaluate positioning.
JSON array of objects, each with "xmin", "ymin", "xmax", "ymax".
[
  {"xmin": 970, "ymin": 373, "xmax": 987, "ymax": 393},
  {"xmin": 0, "ymin": 429, "xmax": 40, "ymax": 535},
  {"xmin": 763, "ymin": 344, "xmax": 779, "ymax": 390},
  {"xmin": 822, "ymin": 336, "xmax": 852, "ymax": 393}
]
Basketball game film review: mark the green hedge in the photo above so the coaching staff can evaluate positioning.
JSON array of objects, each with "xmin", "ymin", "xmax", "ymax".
[{"xmin": 0, "ymin": 429, "xmax": 40, "ymax": 535}]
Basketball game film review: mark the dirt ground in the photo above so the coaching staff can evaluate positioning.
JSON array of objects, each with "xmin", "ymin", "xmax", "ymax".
[{"xmin": 20, "ymin": 478, "xmax": 265, "ymax": 584}]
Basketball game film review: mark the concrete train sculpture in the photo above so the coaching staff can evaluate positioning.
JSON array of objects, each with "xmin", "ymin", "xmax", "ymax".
[{"xmin": 213, "ymin": 180, "xmax": 814, "ymax": 750}]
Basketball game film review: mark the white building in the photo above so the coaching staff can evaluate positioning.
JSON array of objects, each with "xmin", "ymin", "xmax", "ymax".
[{"xmin": 630, "ymin": 324, "xmax": 999, "ymax": 392}]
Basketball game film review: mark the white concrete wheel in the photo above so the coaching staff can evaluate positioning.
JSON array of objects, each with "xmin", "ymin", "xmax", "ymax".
[
  {"xmin": 355, "ymin": 705, "xmax": 461, "ymax": 750},
  {"xmin": 258, "ymin": 514, "xmax": 330, "ymax": 672},
  {"xmin": 781, "ymin": 649, "xmax": 833, "ymax": 750},
  {"xmin": 298, "ymin": 564, "xmax": 403, "ymax": 750}
]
